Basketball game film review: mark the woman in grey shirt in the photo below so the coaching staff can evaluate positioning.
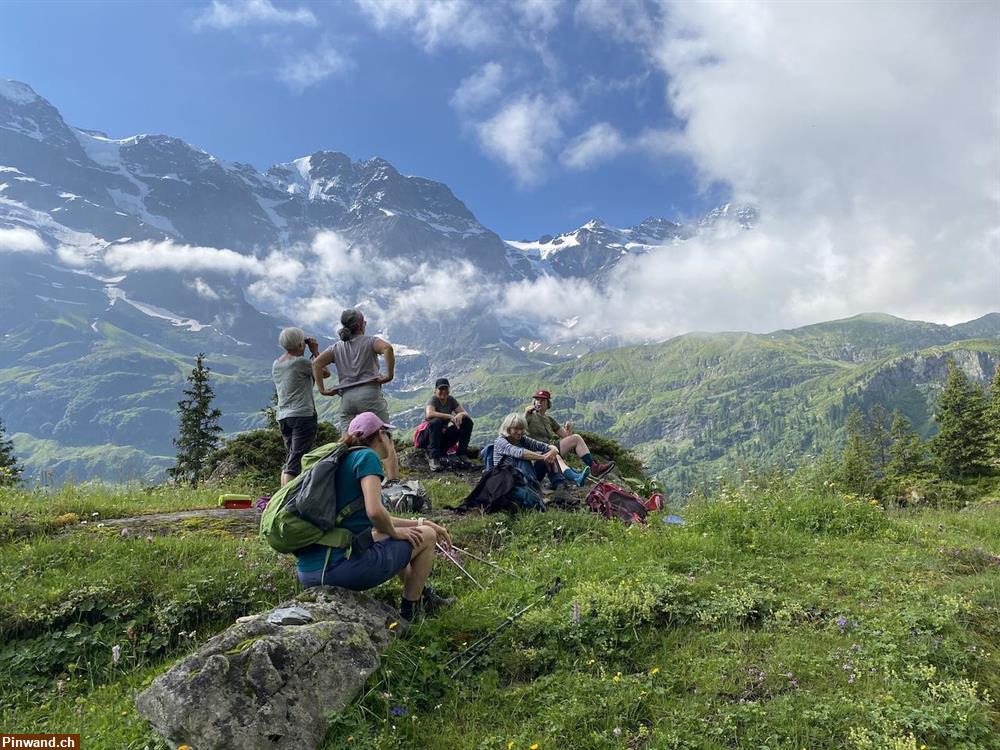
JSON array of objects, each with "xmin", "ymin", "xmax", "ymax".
[
  {"xmin": 312, "ymin": 309, "xmax": 400, "ymax": 482},
  {"xmin": 273, "ymin": 327, "xmax": 326, "ymax": 486}
]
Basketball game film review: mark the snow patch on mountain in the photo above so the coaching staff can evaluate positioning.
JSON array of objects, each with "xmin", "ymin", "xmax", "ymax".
[
  {"xmin": 0, "ymin": 80, "xmax": 41, "ymax": 105},
  {"xmin": 104, "ymin": 286, "xmax": 211, "ymax": 332}
]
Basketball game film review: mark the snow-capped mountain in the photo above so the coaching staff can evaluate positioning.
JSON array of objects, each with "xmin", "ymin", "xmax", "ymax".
[
  {"xmin": 505, "ymin": 206, "xmax": 757, "ymax": 280},
  {"xmin": 0, "ymin": 79, "xmax": 759, "ymax": 481}
]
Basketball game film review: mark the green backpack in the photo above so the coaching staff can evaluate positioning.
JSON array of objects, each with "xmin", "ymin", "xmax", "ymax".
[{"xmin": 260, "ymin": 442, "xmax": 368, "ymax": 556}]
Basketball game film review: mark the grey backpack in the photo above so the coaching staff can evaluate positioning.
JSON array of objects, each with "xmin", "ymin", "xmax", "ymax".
[{"xmin": 381, "ymin": 480, "xmax": 431, "ymax": 513}]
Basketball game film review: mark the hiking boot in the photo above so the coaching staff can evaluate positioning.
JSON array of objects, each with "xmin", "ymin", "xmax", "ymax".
[
  {"xmin": 563, "ymin": 466, "xmax": 591, "ymax": 487},
  {"xmin": 399, "ymin": 597, "xmax": 422, "ymax": 622},
  {"xmin": 421, "ymin": 585, "xmax": 456, "ymax": 615},
  {"xmin": 428, "ymin": 456, "xmax": 444, "ymax": 472},
  {"xmin": 591, "ymin": 460, "xmax": 616, "ymax": 478}
]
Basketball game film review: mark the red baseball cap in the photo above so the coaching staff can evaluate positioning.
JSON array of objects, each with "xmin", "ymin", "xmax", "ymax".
[{"xmin": 533, "ymin": 390, "xmax": 552, "ymax": 401}]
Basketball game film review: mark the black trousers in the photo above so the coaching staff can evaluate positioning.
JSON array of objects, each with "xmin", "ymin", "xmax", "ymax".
[{"xmin": 427, "ymin": 416, "xmax": 474, "ymax": 458}]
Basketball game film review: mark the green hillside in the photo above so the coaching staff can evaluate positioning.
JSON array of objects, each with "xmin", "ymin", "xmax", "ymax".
[
  {"xmin": 388, "ymin": 314, "xmax": 1000, "ymax": 493},
  {"xmin": 2, "ymin": 468, "xmax": 998, "ymax": 748}
]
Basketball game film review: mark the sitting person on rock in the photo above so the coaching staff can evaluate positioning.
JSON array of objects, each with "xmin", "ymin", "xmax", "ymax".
[
  {"xmin": 422, "ymin": 378, "xmax": 474, "ymax": 472},
  {"xmin": 494, "ymin": 412, "xmax": 590, "ymax": 508},
  {"xmin": 294, "ymin": 412, "xmax": 453, "ymax": 621},
  {"xmin": 525, "ymin": 390, "xmax": 615, "ymax": 480}
]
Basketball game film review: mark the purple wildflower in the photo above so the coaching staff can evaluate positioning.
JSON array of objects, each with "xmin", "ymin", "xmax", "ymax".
[{"xmin": 391, "ymin": 706, "xmax": 408, "ymax": 717}]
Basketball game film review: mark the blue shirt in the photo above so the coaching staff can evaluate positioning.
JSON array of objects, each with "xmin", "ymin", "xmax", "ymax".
[{"xmin": 295, "ymin": 447, "xmax": 385, "ymax": 573}]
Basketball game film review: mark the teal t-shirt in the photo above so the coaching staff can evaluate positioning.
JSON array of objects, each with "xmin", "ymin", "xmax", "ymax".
[{"xmin": 295, "ymin": 447, "xmax": 385, "ymax": 573}]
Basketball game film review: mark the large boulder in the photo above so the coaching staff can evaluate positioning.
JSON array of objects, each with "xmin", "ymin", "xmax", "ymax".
[{"xmin": 136, "ymin": 587, "xmax": 402, "ymax": 749}]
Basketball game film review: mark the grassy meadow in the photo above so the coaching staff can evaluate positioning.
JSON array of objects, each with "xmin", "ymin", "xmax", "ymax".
[{"xmin": 1, "ymin": 471, "xmax": 998, "ymax": 749}]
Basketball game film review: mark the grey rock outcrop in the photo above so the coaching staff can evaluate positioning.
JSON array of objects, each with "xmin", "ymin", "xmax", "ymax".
[{"xmin": 136, "ymin": 587, "xmax": 402, "ymax": 750}]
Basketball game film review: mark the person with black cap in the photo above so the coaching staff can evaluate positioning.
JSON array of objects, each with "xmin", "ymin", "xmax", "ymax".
[
  {"xmin": 525, "ymin": 389, "xmax": 615, "ymax": 479},
  {"xmin": 422, "ymin": 378, "xmax": 474, "ymax": 472}
]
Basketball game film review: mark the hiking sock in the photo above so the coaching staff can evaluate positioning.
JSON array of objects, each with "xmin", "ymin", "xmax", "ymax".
[
  {"xmin": 563, "ymin": 466, "xmax": 591, "ymax": 487},
  {"xmin": 400, "ymin": 596, "xmax": 421, "ymax": 621},
  {"xmin": 581, "ymin": 453, "xmax": 594, "ymax": 467}
]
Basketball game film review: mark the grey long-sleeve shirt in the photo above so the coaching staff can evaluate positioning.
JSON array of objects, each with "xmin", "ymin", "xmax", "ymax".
[{"xmin": 493, "ymin": 434, "xmax": 551, "ymax": 461}]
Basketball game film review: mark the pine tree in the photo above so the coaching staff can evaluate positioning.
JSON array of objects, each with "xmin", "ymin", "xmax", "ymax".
[
  {"xmin": 930, "ymin": 360, "xmax": 991, "ymax": 478},
  {"xmin": 0, "ymin": 417, "xmax": 23, "ymax": 486},
  {"xmin": 987, "ymin": 366, "xmax": 1000, "ymax": 464},
  {"xmin": 169, "ymin": 354, "xmax": 223, "ymax": 486},
  {"xmin": 839, "ymin": 407, "xmax": 874, "ymax": 494},
  {"xmin": 867, "ymin": 403, "xmax": 892, "ymax": 473},
  {"xmin": 261, "ymin": 389, "xmax": 279, "ymax": 431},
  {"xmin": 886, "ymin": 411, "xmax": 926, "ymax": 476}
]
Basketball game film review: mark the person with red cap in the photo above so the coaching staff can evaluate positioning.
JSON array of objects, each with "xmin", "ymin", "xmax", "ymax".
[
  {"xmin": 294, "ymin": 411, "xmax": 453, "ymax": 621},
  {"xmin": 525, "ymin": 390, "xmax": 615, "ymax": 481}
]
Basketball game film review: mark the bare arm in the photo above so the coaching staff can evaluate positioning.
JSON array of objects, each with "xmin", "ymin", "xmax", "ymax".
[
  {"xmin": 361, "ymin": 475, "xmax": 451, "ymax": 548},
  {"xmin": 312, "ymin": 349, "xmax": 336, "ymax": 396},
  {"xmin": 361, "ymin": 475, "xmax": 420, "ymax": 545},
  {"xmin": 373, "ymin": 338, "xmax": 395, "ymax": 384}
]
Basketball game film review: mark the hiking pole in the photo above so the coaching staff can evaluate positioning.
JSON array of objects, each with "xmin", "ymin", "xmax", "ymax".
[
  {"xmin": 449, "ymin": 544, "xmax": 530, "ymax": 581},
  {"xmin": 447, "ymin": 577, "xmax": 563, "ymax": 678},
  {"xmin": 436, "ymin": 542, "xmax": 485, "ymax": 590},
  {"xmin": 443, "ymin": 578, "xmax": 559, "ymax": 673}
]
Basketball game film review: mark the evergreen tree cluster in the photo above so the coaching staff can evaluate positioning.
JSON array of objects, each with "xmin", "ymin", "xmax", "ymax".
[{"xmin": 837, "ymin": 360, "xmax": 1000, "ymax": 496}]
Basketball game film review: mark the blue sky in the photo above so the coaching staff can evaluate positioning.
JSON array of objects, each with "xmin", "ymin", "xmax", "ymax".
[
  {"xmin": 0, "ymin": 0, "xmax": 725, "ymax": 239},
  {"xmin": 2, "ymin": 0, "xmax": 996, "ymax": 333}
]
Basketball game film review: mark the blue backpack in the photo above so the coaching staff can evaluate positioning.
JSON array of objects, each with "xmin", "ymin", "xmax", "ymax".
[{"xmin": 479, "ymin": 443, "xmax": 495, "ymax": 471}]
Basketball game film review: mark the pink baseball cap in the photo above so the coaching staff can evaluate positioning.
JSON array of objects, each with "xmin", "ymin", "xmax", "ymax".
[{"xmin": 348, "ymin": 412, "xmax": 397, "ymax": 440}]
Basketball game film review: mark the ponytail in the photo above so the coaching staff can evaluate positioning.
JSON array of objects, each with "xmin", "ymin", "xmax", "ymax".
[
  {"xmin": 338, "ymin": 308, "xmax": 364, "ymax": 341},
  {"xmin": 339, "ymin": 430, "xmax": 380, "ymax": 449}
]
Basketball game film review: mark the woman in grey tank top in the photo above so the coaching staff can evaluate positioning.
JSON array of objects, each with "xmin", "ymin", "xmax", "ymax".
[{"xmin": 312, "ymin": 309, "xmax": 400, "ymax": 482}]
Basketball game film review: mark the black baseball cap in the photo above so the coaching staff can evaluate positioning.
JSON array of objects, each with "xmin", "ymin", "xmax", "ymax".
[{"xmin": 435, "ymin": 378, "xmax": 450, "ymax": 389}]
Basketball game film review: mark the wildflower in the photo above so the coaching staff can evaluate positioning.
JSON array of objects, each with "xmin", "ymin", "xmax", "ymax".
[
  {"xmin": 613, "ymin": 728, "xmax": 622, "ymax": 737},
  {"xmin": 508, "ymin": 743, "xmax": 514, "ymax": 750},
  {"xmin": 388, "ymin": 621, "xmax": 399, "ymax": 630},
  {"xmin": 613, "ymin": 672, "xmax": 622, "ymax": 682},
  {"xmin": 837, "ymin": 615, "xmax": 848, "ymax": 632},
  {"xmin": 587, "ymin": 658, "xmax": 595, "ymax": 665},
  {"xmin": 530, "ymin": 744, "xmax": 539, "ymax": 750},
  {"xmin": 572, "ymin": 602, "xmax": 580, "ymax": 624},
  {"xmin": 391, "ymin": 706, "xmax": 408, "ymax": 717},
  {"xmin": 649, "ymin": 667, "xmax": 660, "ymax": 676}
]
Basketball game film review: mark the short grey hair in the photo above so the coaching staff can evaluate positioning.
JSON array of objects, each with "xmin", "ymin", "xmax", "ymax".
[
  {"xmin": 278, "ymin": 327, "xmax": 305, "ymax": 352},
  {"xmin": 499, "ymin": 412, "xmax": 526, "ymax": 438}
]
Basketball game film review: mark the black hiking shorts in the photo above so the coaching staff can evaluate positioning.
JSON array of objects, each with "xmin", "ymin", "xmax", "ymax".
[{"xmin": 279, "ymin": 414, "xmax": 318, "ymax": 476}]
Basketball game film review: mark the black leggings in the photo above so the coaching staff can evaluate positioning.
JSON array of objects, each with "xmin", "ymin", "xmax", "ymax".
[{"xmin": 427, "ymin": 416, "xmax": 474, "ymax": 458}]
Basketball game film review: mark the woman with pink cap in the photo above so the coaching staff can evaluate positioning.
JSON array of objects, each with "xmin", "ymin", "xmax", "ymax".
[{"xmin": 294, "ymin": 411, "xmax": 453, "ymax": 621}]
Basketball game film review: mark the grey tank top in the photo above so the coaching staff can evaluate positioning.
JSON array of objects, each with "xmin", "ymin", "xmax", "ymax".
[{"xmin": 330, "ymin": 334, "xmax": 381, "ymax": 390}]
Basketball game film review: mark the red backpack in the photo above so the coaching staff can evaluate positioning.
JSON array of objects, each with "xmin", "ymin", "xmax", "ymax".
[{"xmin": 585, "ymin": 481, "xmax": 663, "ymax": 525}]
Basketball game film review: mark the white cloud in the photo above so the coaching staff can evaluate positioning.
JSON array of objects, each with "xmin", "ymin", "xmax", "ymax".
[
  {"xmin": 355, "ymin": 0, "xmax": 497, "ymax": 52},
  {"xmin": 451, "ymin": 62, "xmax": 506, "ymax": 113},
  {"xmin": 103, "ymin": 241, "xmax": 265, "ymax": 275},
  {"xmin": 0, "ymin": 227, "xmax": 46, "ymax": 254},
  {"xmin": 574, "ymin": 0, "xmax": 656, "ymax": 44},
  {"xmin": 386, "ymin": 261, "xmax": 489, "ymax": 320},
  {"xmin": 187, "ymin": 277, "xmax": 220, "ymax": 300},
  {"xmin": 509, "ymin": 0, "xmax": 999, "ymax": 338},
  {"xmin": 561, "ymin": 122, "xmax": 626, "ymax": 169},
  {"xmin": 194, "ymin": 0, "xmax": 317, "ymax": 30},
  {"xmin": 476, "ymin": 94, "xmax": 572, "ymax": 186},
  {"xmin": 278, "ymin": 41, "xmax": 352, "ymax": 91},
  {"xmin": 515, "ymin": 0, "xmax": 563, "ymax": 32}
]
